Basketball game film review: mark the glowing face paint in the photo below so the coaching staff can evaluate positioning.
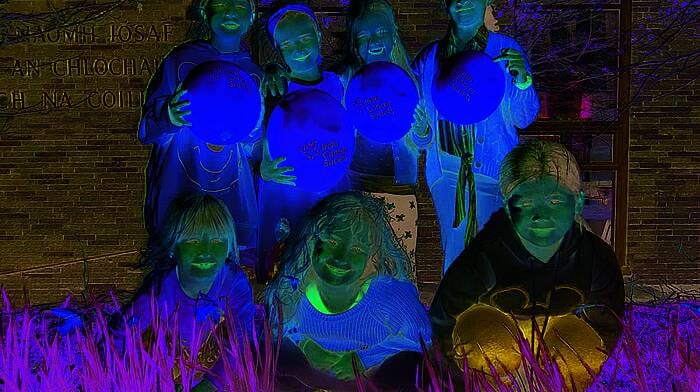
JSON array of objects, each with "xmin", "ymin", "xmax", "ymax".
[
  {"xmin": 273, "ymin": 12, "xmax": 320, "ymax": 78},
  {"xmin": 208, "ymin": 0, "xmax": 253, "ymax": 38},
  {"xmin": 312, "ymin": 229, "xmax": 369, "ymax": 287},
  {"xmin": 175, "ymin": 232, "xmax": 228, "ymax": 281},
  {"xmin": 506, "ymin": 175, "xmax": 580, "ymax": 248}
]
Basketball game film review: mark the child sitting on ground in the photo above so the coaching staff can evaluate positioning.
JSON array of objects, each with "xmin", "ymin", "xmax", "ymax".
[
  {"xmin": 111, "ymin": 194, "xmax": 255, "ymax": 390},
  {"xmin": 264, "ymin": 192, "xmax": 431, "ymax": 390},
  {"xmin": 430, "ymin": 140, "xmax": 625, "ymax": 390}
]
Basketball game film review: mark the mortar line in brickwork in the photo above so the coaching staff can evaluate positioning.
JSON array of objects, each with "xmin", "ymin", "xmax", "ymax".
[{"xmin": 0, "ymin": 250, "xmax": 139, "ymax": 277}]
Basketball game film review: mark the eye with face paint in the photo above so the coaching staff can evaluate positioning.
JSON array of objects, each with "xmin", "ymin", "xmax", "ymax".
[
  {"xmin": 207, "ymin": 0, "xmax": 253, "ymax": 38},
  {"xmin": 506, "ymin": 175, "xmax": 583, "ymax": 247},
  {"xmin": 175, "ymin": 232, "xmax": 229, "ymax": 281},
  {"xmin": 448, "ymin": 0, "xmax": 488, "ymax": 31},
  {"xmin": 353, "ymin": 11, "xmax": 394, "ymax": 64},
  {"xmin": 273, "ymin": 12, "xmax": 321, "ymax": 78},
  {"xmin": 312, "ymin": 229, "xmax": 369, "ymax": 287}
]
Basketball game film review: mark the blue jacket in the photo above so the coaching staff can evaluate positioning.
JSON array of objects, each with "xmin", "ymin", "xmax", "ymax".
[{"xmin": 411, "ymin": 32, "xmax": 540, "ymax": 187}]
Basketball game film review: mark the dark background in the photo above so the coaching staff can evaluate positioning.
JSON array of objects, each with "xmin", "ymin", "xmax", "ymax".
[{"xmin": 0, "ymin": 0, "xmax": 697, "ymax": 304}]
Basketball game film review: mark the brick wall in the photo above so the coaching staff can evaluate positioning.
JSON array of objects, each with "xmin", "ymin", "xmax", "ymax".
[
  {"xmin": 0, "ymin": 0, "xmax": 696, "ymax": 305},
  {"xmin": 625, "ymin": 1, "xmax": 699, "ymax": 284}
]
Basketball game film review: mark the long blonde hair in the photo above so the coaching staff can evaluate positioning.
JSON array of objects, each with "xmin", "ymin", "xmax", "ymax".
[{"xmin": 346, "ymin": 0, "xmax": 413, "ymax": 76}]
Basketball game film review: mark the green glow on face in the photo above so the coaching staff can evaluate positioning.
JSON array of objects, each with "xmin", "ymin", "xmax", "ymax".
[
  {"xmin": 175, "ymin": 233, "xmax": 228, "ymax": 281},
  {"xmin": 506, "ymin": 175, "xmax": 581, "ymax": 247},
  {"xmin": 273, "ymin": 13, "xmax": 320, "ymax": 76},
  {"xmin": 208, "ymin": 0, "xmax": 253, "ymax": 37},
  {"xmin": 312, "ymin": 228, "xmax": 369, "ymax": 287}
]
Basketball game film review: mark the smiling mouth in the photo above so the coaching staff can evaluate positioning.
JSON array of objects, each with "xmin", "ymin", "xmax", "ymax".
[
  {"xmin": 325, "ymin": 263, "xmax": 351, "ymax": 275},
  {"xmin": 221, "ymin": 21, "xmax": 240, "ymax": 30},
  {"xmin": 293, "ymin": 52, "xmax": 312, "ymax": 62},
  {"xmin": 368, "ymin": 46, "xmax": 385, "ymax": 56},
  {"xmin": 193, "ymin": 262, "xmax": 216, "ymax": 270}
]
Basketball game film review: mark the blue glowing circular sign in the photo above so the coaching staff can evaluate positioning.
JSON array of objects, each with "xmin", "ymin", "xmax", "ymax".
[
  {"xmin": 346, "ymin": 62, "xmax": 419, "ymax": 143},
  {"xmin": 267, "ymin": 89, "xmax": 354, "ymax": 192},
  {"xmin": 183, "ymin": 61, "xmax": 261, "ymax": 145},
  {"xmin": 432, "ymin": 51, "xmax": 505, "ymax": 125}
]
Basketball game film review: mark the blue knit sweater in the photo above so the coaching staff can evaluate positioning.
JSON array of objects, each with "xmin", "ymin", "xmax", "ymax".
[{"xmin": 285, "ymin": 276, "xmax": 432, "ymax": 369}]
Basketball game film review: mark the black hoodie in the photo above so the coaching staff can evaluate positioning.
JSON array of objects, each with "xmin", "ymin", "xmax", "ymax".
[{"xmin": 429, "ymin": 208, "xmax": 625, "ymax": 356}]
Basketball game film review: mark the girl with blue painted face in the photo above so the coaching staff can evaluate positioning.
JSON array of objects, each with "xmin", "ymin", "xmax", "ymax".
[
  {"xmin": 111, "ymin": 195, "xmax": 255, "ymax": 391},
  {"xmin": 264, "ymin": 192, "xmax": 431, "ymax": 389},
  {"xmin": 139, "ymin": 0, "xmax": 263, "ymax": 266},
  {"xmin": 256, "ymin": 4, "xmax": 350, "ymax": 282},
  {"xmin": 430, "ymin": 141, "xmax": 624, "ymax": 390},
  {"xmin": 412, "ymin": 0, "xmax": 541, "ymax": 273}
]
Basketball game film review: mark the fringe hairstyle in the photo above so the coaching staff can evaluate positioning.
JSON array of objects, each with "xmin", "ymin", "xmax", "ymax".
[
  {"xmin": 138, "ymin": 194, "xmax": 239, "ymax": 297},
  {"xmin": 263, "ymin": 192, "xmax": 414, "ymax": 334},
  {"xmin": 499, "ymin": 140, "xmax": 582, "ymax": 199}
]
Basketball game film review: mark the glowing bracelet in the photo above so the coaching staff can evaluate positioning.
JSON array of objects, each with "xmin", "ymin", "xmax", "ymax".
[{"xmin": 514, "ymin": 72, "xmax": 533, "ymax": 90}]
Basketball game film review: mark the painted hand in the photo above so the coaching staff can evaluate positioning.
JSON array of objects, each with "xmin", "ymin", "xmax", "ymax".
[
  {"xmin": 493, "ymin": 48, "xmax": 528, "ymax": 84},
  {"xmin": 261, "ymin": 63, "xmax": 289, "ymax": 97},
  {"xmin": 261, "ymin": 138, "xmax": 296, "ymax": 186},
  {"xmin": 168, "ymin": 82, "xmax": 192, "ymax": 127},
  {"xmin": 410, "ymin": 101, "xmax": 430, "ymax": 139},
  {"xmin": 543, "ymin": 314, "xmax": 607, "ymax": 391},
  {"xmin": 299, "ymin": 337, "xmax": 342, "ymax": 372},
  {"xmin": 452, "ymin": 304, "xmax": 522, "ymax": 374}
]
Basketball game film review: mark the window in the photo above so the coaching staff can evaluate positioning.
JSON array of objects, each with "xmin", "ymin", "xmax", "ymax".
[{"xmin": 507, "ymin": 0, "xmax": 631, "ymax": 271}]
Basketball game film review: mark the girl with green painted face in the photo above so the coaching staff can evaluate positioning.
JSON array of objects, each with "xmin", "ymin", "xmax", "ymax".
[
  {"xmin": 264, "ymin": 192, "xmax": 431, "ymax": 389},
  {"xmin": 430, "ymin": 140, "xmax": 624, "ymax": 390},
  {"xmin": 111, "ymin": 194, "xmax": 255, "ymax": 391}
]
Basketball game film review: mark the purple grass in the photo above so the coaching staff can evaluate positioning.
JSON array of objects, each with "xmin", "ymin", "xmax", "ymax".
[{"xmin": 0, "ymin": 290, "xmax": 698, "ymax": 391}]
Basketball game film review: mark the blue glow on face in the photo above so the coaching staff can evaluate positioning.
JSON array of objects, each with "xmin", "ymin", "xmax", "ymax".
[
  {"xmin": 346, "ymin": 62, "xmax": 419, "ymax": 143},
  {"xmin": 267, "ymin": 89, "xmax": 355, "ymax": 192},
  {"xmin": 432, "ymin": 51, "xmax": 505, "ymax": 125},
  {"xmin": 182, "ymin": 61, "xmax": 261, "ymax": 144}
]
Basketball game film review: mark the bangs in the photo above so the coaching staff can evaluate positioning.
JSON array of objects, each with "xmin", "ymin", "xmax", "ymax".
[{"xmin": 170, "ymin": 198, "xmax": 236, "ymax": 247}]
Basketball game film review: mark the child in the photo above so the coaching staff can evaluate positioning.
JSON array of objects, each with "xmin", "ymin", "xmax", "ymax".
[
  {"xmin": 111, "ymin": 194, "xmax": 255, "ymax": 389},
  {"xmin": 412, "ymin": 0, "xmax": 540, "ymax": 272},
  {"xmin": 257, "ymin": 3, "xmax": 349, "ymax": 281},
  {"xmin": 342, "ymin": 0, "xmax": 428, "ymax": 264},
  {"xmin": 139, "ymin": 0, "xmax": 262, "ymax": 265},
  {"xmin": 264, "ymin": 192, "xmax": 432, "ymax": 390},
  {"xmin": 430, "ymin": 140, "xmax": 624, "ymax": 389}
]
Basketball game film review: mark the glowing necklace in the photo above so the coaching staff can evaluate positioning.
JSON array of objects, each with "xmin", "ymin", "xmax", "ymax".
[{"xmin": 305, "ymin": 279, "xmax": 371, "ymax": 315}]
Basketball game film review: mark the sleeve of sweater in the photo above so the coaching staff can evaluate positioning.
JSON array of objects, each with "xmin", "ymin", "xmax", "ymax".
[
  {"xmin": 495, "ymin": 34, "xmax": 540, "ymax": 130},
  {"xmin": 357, "ymin": 279, "xmax": 433, "ymax": 369},
  {"xmin": 202, "ymin": 265, "xmax": 257, "ymax": 390},
  {"xmin": 581, "ymin": 235, "xmax": 626, "ymax": 352},
  {"xmin": 109, "ymin": 286, "xmax": 159, "ymax": 355},
  {"xmin": 221, "ymin": 265, "xmax": 256, "ymax": 340},
  {"xmin": 429, "ymin": 244, "xmax": 496, "ymax": 356},
  {"xmin": 138, "ymin": 47, "xmax": 181, "ymax": 145}
]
